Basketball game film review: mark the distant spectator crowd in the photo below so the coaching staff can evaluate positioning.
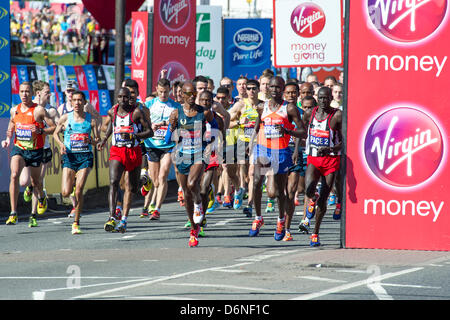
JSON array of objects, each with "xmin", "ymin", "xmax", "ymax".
[{"xmin": 10, "ymin": 4, "xmax": 101, "ymax": 55}]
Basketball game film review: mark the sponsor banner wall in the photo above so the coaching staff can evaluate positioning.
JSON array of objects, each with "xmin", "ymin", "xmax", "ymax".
[
  {"xmin": 223, "ymin": 18, "xmax": 271, "ymax": 96},
  {"xmin": 6, "ymin": 64, "xmax": 130, "ymax": 117},
  {"xmin": 196, "ymin": 5, "xmax": 222, "ymax": 90},
  {"xmin": 273, "ymin": 0, "xmax": 343, "ymax": 68},
  {"xmin": 0, "ymin": 64, "xmax": 130, "ymax": 193},
  {"xmin": 152, "ymin": 0, "xmax": 196, "ymax": 88},
  {"xmin": 345, "ymin": 0, "xmax": 450, "ymax": 251},
  {"xmin": 0, "ymin": 1, "xmax": 10, "ymax": 118}
]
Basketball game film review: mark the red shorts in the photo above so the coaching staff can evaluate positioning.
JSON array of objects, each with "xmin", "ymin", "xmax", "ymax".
[
  {"xmin": 109, "ymin": 145, "xmax": 142, "ymax": 172},
  {"xmin": 205, "ymin": 150, "xmax": 219, "ymax": 172},
  {"xmin": 307, "ymin": 155, "xmax": 340, "ymax": 176}
]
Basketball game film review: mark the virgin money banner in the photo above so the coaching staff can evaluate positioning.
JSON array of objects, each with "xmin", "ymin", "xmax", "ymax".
[
  {"xmin": 196, "ymin": 6, "xmax": 223, "ymax": 90},
  {"xmin": 345, "ymin": 0, "xmax": 450, "ymax": 251},
  {"xmin": 132, "ymin": 11, "xmax": 152, "ymax": 101},
  {"xmin": 152, "ymin": 0, "xmax": 196, "ymax": 88},
  {"xmin": 273, "ymin": 0, "xmax": 343, "ymax": 67}
]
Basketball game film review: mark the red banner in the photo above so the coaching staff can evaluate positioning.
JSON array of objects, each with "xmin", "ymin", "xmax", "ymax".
[
  {"xmin": 152, "ymin": 0, "xmax": 196, "ymax": 88},
  {"xmin": 345, "ymin": 1, "xmax": 450, "ymax": 251},
  {"xmin": 131, "ymin": 11, "xmax": 151, "ymax": 101}
]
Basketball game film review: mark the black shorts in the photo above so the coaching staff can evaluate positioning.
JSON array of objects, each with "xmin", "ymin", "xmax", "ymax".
[
  {"xmin": 11, "ymin": 146, "xmax": 43, "ymax": 168},
  {"xmin": 43, "ymin": 148, "xmax": 52, "ymax": 164},
  {"xmin": 146, "ymin": 147, "xmax": 172, "ymax": 162}
]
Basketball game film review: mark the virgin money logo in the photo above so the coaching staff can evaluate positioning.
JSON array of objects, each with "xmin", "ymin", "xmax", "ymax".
[
  {"xmin": 368, "ymin": 0, "xmax": 448, "ymax": 42},
  {"xmin": 162, "ymin": 60, "xmax": 190, "ymax": 84},
  {"xmin": 364, "ymin": 107, "xmax": 444, "ymax": 188},
  {"xmin": 133, "ymin": 20, "xmax": 146, "ymax": 66},
  {"xmin": 159, "ymin": 0, "xmax": 190, "ymax": 31},
  {"xmin": 290, "ymin": 3, "xmax": 326, "ymax": 38}
]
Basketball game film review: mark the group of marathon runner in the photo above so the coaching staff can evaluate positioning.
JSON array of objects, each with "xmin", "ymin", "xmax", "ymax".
[{"xmin": 1, "ymin": 68, "xmax": 343, "ymax": 248}]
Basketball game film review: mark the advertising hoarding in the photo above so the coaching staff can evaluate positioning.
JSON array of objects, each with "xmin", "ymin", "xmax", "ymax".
[
  {"xmin": 345, "ymin": 0, "xmax": 450, "ymax": 251},
  {"xmin": 196, "ymin": 5, "xmax": 222, "ymax": 91},
  {"xmin": 152, "ymin": 0, "xmax": 196, "ymax": 87},
  {"xmin": 223, "ymin": 18, "xmax": 271, "ymax": 92},
  {"xmin": 273, "ymin": 0, "xmax": 343, "ymax": 68}
]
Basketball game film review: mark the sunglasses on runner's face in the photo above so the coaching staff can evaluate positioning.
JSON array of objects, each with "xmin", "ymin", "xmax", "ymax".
[
  {"xmin": 246, "ymin": 87, "xmax": 258, "ymax": 91},
  {"xmin": 183, "ymin": 91, "xmax": 197, "ymax": 97}
]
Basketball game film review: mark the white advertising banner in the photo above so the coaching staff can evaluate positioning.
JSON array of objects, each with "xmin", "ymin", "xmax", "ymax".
[
  {"xmin": 196, "ymin": 5, "xmax": 223, "ymax": 90},
  {"xmin": 273, "ymin": 0, "xmax": 343, "ymax": 67}
]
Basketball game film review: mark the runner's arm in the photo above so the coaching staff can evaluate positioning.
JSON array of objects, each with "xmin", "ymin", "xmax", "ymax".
[
  {"xmin": 52, "ymin": 114, "xmax": 68, "ymax": 154},
  {"xmin": 212, "ymin": 101, "xmax": 230, "ymax": 129}
]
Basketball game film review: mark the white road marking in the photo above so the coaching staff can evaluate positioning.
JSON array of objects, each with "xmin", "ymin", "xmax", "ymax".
[
  {"xmin": 298, "ymin": 275, "xmax": 347, "ymax": 283},
  {"xmin": 291, "ymin": 267, "xmax": 423, "ymax": 300},
  {"xmin": 382, "ymin": 283, "xmax": 441, "ymax": 289},
  {"xmin": 162, "ymin": 282, "xmax": 277, "ymax": 293},
  {"xmin": 70, "ymin": 262, "xmax": 253, "ymax": 299}
]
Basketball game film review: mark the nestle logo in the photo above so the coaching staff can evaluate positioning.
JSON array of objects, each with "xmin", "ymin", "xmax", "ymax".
[
  {"xmin": 364, "ymin": 107, "xmax": 444, "ymax": 188},
  {"xmin": 367, "ymin": 0, "xmax": 448, "ymax": 43},
  {"xmin": 233, "ymin": 28, "xmax": 263, "ymax": 51}
]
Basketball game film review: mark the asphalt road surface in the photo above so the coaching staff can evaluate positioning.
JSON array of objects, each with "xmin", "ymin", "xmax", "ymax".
[{"xmin": 1, "ymin": 193, "xmax": 449, "ymax": 306}]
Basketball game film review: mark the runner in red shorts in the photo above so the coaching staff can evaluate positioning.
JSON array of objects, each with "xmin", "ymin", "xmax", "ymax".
[
  {"xmin": 98, "ymin": 87, "xmax": 152, "ymax": 233},
  {"xmin": 303, "ymin": 86, "xmax": 343, "ymax": 247}
]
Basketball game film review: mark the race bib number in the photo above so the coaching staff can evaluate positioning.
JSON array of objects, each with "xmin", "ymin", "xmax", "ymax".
[
  {"xmin": 181, "ymin": 130, "xmax": 202, "ymax": 152},
  {"xmin": 309, "ymin": 128, "xmax": 330, "ymax": 147},
  {"xmin": 264, "ymin": 124, "xmax": 283, "ymax": 139},
  {"xmin": 15, "ymin": 124, "xmax": 34, "ymax": 141},
  {"xmin": 243, "ymin": 122, "xmax": 255, "ymax": 138},
  {"xmin": 153, "ymin": 125, "xmax": 168, "ymax": 140},
  {"xmin": 114, "ymin": 126, "xmax": 134, "ymax": 147},
  {"xmin": 70, "ymin": 133, "xmax": 89, "ymax": 152}
]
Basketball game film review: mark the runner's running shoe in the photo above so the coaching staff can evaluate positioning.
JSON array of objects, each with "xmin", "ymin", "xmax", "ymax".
[
  {"xmin": 274, "ymin": 220, "xmax": 286, "ymax": 241},
  {"xmin": 223, "ymin": 195, "xmax": 232, "ymax": 208},
  {"xmin": 139, "ymin": 207, "xmax": 148, "ymax": 218},
  {"xmin": 68, "ymin": 207, "xmax": 76, "ymax": 218},
  {"xmin": 265, "ymin": 198, "xmax": 275, "ymax": 213},
  {"xmin": 298, "ymin": 219, "xmax": 310, "ymax": 234},
  {"xmin": 114, "ymin": 207, "xmax": 122, "ymax": 220},
  {"xmin": 216, "ymin": 195, "xmax": 223, "ymax": 205},
  {"xmin": 294, "ymin": 198, "xmax": 300, "ymax": 206},
  {"xmin": 149, "ymin": 209, "xmax": 160, "ymax": 221},
  {"xmin": 23, "ymin": 186, "xmax": 32, "ymax": 203},
  {"xmin": 233, "ymin": 188, "xmax": 244, "ymax": 210},
  {"xmin": 243, "ymin": 205, "xmax": 252, "ymax": 218},
  {"xmin": 37, "ymin": 197, "xmax": 48, "ymax": 215},
  {"xmin": 104, "ymin": 218, "xmax": 117, "ymax": 232},
  {"xmin": 306, "ymin": 193, "xmax": 319, "ymax": 219},
  {"xmin": 71, "ymin": 223, "xmax": 82, "ymax": 235},
  {"xmin": 28, "ymin": 216, "xmax": 38, "ymax": 228},
  {"xmin": 206, "ymin": 200, "xmax": 218, "ymax": 214},
  {"xmin": 249, "ymin": 217, "xmax": 264, "ymax": 237},
  {"xmin": 116, "ymin": 220, "xmax": 127, "ymax": 233},
  {"xmin": 310, "ymin": 233, "xmax": 321, "ymax": 247},
  {"xmin": 188, "ymin": 225, "xmax": 200, "ymax": 247},
  {"xmin": 6, "ymin": 214, "xmax": 18, "ymax": 225},
  {"xmin": 207, "ymin": 188, "xmax": 215, "ymax": 209},
  {"xmin": 184, "ymin": 220, "xmax": 191, "ymax": 228},
  {"xmin": 198, "ymin": 227, "xmax": 205, "ymax": 238},
  {"xmin": 193, "ymin": 206, "xmax": 204, "ymax": 225},
  {"xmin": 328, "ymin": 194, "xmax": 337, "ymax": 206},
  {"xmin": 178, "ymin": 190, "xmax": 185, "ymax": 206},
  {"xmin": 333, "ymin": 203, "xmax": 341, "ymax": 220},
  {"xmin": 140, "ymin": 179, "xmax": 152, "ymax": 196},
  {"xmin": 282, "ymin": 231, "xmax": 293, "ymax": 241}
]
